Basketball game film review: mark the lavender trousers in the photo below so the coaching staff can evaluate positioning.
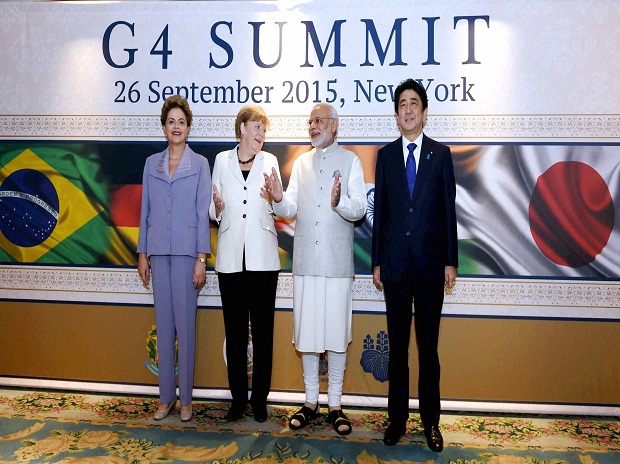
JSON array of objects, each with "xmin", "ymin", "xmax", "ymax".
[{"xmin": 150, "ymin": 255, "xmax": 199, "ymax": 406}]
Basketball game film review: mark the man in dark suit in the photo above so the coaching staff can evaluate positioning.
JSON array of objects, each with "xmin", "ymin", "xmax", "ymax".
[{"xmin": 371, "ymin": 78, "xmax": 458, "ymax": 452}]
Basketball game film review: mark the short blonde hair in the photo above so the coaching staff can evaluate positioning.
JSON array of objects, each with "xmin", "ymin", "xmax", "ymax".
[
  {"xmin": 160, "ymin": 95, "xmax": 193, "ymax": 127},
  {"xmin": 235, "ymin": 104, "xmax": 270, "ymax": 140}
]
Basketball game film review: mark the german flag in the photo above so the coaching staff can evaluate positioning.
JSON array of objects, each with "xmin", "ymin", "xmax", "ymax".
[{"xmin": 109, "ymin": 183, "xmax": 142, "ymax": 264}]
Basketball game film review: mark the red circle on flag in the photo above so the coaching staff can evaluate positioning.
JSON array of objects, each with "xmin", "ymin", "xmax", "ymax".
[{"xmin": 529, "ymin": 161, "xmax": 614, "ymax": 268}]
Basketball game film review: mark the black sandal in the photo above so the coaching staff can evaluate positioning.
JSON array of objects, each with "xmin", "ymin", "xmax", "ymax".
[
  {"xmin": 289, "ymin": 404, "xmax": 320, "ymax": 430},
  {"xmin": 328, "ymin": 409, "xmax": 352, "ymax": 436}
]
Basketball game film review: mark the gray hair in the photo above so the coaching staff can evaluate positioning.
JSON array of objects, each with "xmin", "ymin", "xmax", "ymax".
[
  {"xmin": 326, "ymin": 104, "xmax": 339, "ymax": 121},
  {"xmin": 317, "ymin": 103, "xmax": 339, "ymax": 138}
]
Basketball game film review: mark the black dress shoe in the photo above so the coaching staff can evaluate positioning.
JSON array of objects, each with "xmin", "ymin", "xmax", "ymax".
[
  {"xmin": 383, "ymin": 423, "xmax": 405, "ymax": 446},
  {"xmin": 252, "ymin": 403, "xmax": 268, "ymax": 423},
  {"xmin": 226, "ymin": 405, "xmax": 246, "ymax": 422},
  {"xmin": 424, "ymin": 425, "xmax": 444, "ymax": 452}
]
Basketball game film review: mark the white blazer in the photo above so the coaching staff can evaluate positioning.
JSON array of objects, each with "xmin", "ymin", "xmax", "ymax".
[{"xmin": 209, "ymin": 147, "xmax": 282, "ymax": 273}]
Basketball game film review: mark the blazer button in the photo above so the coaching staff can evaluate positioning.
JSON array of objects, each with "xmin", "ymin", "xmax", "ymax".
[
  {"xmin": 409, "ymin": 208, "xmax": 413, "ymax": 213},
  {"xmin": 406, "ymin": 231, "xmax": 410, "ymax": 236}
]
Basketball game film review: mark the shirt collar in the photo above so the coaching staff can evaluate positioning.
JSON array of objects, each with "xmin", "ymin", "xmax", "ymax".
[
  {"xmin": 315, "ymin": 140, "xmax": 339, "ymax": 155},
  {"xmin": 402, "ymin": 133, "xmax": 423, "ymax": 153}
]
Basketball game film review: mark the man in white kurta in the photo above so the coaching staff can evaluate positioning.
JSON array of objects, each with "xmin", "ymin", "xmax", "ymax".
[{"xmin": 263, "ymin": 103, "xmax": 366, "ymax": 435}]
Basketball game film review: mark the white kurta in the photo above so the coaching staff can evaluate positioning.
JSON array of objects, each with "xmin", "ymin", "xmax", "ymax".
[
  {"xmin": 272, "ymin": 141, "xmax": 367, "ymax": 352},
  {"xmin": 293, "ymin": 275, "xmax": 352, "ymax": 352}
]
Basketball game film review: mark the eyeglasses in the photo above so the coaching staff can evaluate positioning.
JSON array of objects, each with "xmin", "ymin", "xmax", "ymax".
[{"xmin": 307, "ymin": 117, "xmax": 334, "ymax": 127}]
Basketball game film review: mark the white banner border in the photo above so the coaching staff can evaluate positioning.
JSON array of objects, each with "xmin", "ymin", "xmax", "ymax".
[
  {"xmin": 1, "ymin": 115, "xmax": 619, "ymax": 143},
  {"xmin": 1, "ymin": 265, "xmax": 618, "ymax": 321}
]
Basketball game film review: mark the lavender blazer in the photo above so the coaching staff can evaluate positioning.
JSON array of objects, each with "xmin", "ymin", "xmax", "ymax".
[{"xmin": 137, "ymin": 144, "xmax": 212, "ymax": 257}]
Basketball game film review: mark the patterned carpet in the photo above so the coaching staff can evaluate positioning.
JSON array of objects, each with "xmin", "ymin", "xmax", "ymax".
[{"xmin": 0, "ymin": 389, "xmax": 618, "ymax": 463}]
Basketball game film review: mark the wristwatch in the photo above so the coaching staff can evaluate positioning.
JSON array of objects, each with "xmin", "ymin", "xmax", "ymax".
[{"xmin": 197, "ymin": 257, "xmax": 206, "ymax": 264}]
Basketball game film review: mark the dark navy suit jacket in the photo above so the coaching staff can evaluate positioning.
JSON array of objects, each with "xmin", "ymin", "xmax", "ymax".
[{"xmin": 372, "ymin": 134, "xmax": 458, "ymax": 282}]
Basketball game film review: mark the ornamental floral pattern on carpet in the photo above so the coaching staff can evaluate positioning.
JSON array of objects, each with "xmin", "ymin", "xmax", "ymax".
[{"xmin": 0, "ymin": 390, "xmax": 618, "ymax": 464}]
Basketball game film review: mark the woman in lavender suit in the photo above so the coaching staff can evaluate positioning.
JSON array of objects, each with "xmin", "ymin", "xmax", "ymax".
[{"xmin": 137, "ymin": 95, "xmax": 211, "ymax": 422}]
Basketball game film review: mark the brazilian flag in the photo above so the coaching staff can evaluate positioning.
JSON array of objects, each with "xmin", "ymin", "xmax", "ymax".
[{"xmin": 0, "ymin": 145, "xmax": 136, "ymax": 266}]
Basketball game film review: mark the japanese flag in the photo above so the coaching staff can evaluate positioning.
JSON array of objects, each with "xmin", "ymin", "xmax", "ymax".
[{"xmin": 455, "ymin": 144, "xmax": 619, "ymax": 278}]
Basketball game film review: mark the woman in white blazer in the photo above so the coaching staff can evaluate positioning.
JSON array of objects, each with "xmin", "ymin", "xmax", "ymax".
[{"xmin": 209, "ymin": 105, "xmax": 282, "ymax": 423}]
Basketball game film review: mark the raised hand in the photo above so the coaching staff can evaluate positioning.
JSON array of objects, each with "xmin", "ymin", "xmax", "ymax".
[
  {"xmin": 259, "ymin": 173, "xmax": 272, "ymax": 202},
  {"xmin": 331, "ymin": 170, "xmax": 341, "ymax": 207},
  {"xmin": 213, "ymin": 184, "xmax": 225, "ymax": 217},
  {"xmin": 262, "ymin": 167, "xmax": 283, "ymax": 202}
]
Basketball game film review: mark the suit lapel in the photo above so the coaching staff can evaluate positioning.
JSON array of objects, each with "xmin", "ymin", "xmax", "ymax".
[
  {"xmin": 227, "ymin": 147, "xmax": 246, "ymax": 185},
  {"xmin": 228, "ymin": 147, "xmax": 263, "ymax": 185},
  {"xmin": 151, "ymin": 154, "xmax": 169, "ymax": 182},
  {"xmin": 171, "ymin": 146, "xmax": 199, "ymax": 182},
  {"xmin": 246, "ymin": 152, "xmax": 263, "ymax": 184},
  {"xmin": 152, "ymin": 150, "xmax": 172, "ymax": 182},
  {"xmin": 390, "ymin": 136, "xmax": 411, "ymax": 200},
  {"xmin": 411, "ymin": 135, "xmax": 434, "ymax": 205}
]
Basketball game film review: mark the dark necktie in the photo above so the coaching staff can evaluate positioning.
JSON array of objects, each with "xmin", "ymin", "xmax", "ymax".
[{"xmin": 406, "ymin": 142, "xmax": 417, "ymax": 198}]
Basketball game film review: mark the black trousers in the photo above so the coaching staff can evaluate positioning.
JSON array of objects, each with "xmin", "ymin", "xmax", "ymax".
[
  {"xmin": 383, "ymin": 275, "xmax": 444, "ymax": 429},
  {"xmin": 217, "ymin": 269, "xmax": 279, "ymax": 410}
]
